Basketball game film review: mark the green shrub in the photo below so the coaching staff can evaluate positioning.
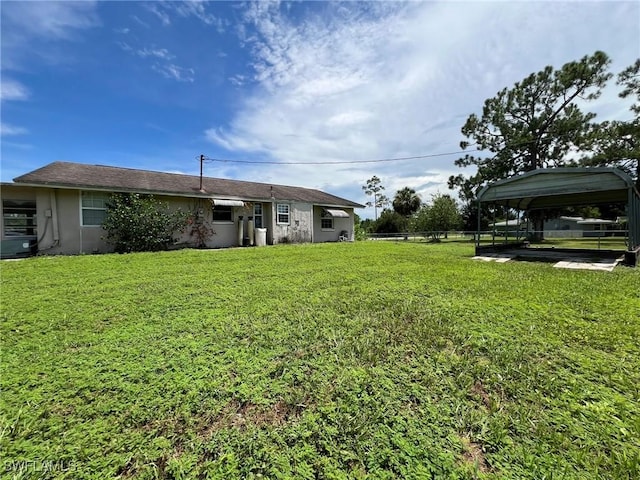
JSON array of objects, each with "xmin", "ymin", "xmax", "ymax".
[{"xmin": 102, "ymin": 193, "xmax": 187, "ymax": 253}]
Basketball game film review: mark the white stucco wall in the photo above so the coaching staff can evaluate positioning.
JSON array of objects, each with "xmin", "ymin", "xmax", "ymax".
[
  {"xmin": 312, "ymin": 206, "xmax": 354, "ymax": 243},
  {"xmin": 271, "ymin": 202, "xmax": 313, "ymax": 244}
]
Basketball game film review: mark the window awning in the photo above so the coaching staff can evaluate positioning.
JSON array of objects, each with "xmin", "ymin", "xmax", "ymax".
[
  {"xmin": 211, "ymin": 199, "xmax": 245, "ymax": 207},
  {"xmin": 324, "ymin": 208, "xmax": 350, "ymax": 218}
]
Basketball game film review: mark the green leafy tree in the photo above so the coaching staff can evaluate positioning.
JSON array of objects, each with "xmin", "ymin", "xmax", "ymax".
[
  {"xmin": 359, "ymin": 217, "xmax": 375, "ymax": 234},
  {"xmin": 373, "ymin": 209, "xmax": 407, "ymax": 234},
  {"xmin": 102, "ymin": 193, "xmax": 188, "ymax": 253},
  {"xmin": 448, "ymin": 51, "xmax": 612, "ymax": 239},
  {"xmin": 581, "ymin": 59, "xmax": 640, "ymax": 188},
  {"xmin": 392, "ymin": 187, "xmax": 422, "ymax": 217},
  {"xmin": 362, "ymin": 176, "xmax": 389, "ymax": 220},
  {"xmin": 422, "ymin": 194, "xmax": 461, "ymax": 241},
  {"xmin": 460, "ymin": 202, "xmax": 490, "ymax": 232},
  {"xmin": 352, "ymin": 213, "xmax": 367, "ymax": 241},
  {"xmin": 411, "ymin": 205, "xmax": 431, "ymax": 233}
]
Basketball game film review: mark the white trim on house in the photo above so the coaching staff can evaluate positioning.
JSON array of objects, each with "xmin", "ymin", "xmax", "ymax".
[
  {"xmin": 276, "ymin": 204, "xmax": 290, "ymax": 225},
  {"xmin": 80, "ymin": 190, "xmax": 109, "ymax": 227},
  {"xmin": 254, "ymin": 203, "xmax": 263, "ymax": 228}
]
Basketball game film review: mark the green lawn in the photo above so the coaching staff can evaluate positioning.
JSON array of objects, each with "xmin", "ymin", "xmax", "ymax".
[{"xmin": 1, "ymin": 242, "xmax": 639, "ymax": 479}]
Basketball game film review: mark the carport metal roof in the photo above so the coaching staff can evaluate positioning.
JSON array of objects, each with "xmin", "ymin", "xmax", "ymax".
[{"xmin": 477, "ymin": 167, "xmax": 640, "ymax": 250}]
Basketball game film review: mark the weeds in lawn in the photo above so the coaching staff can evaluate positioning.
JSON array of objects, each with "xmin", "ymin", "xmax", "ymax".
[{"xmin": 1, "ymin": 242, "xmax": 639, "ymax": 479}]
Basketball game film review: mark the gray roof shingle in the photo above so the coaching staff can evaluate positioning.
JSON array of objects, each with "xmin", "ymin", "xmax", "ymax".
[{"xmin": 13, "ymin": 162, "xmax": 364, "ymax": 208}]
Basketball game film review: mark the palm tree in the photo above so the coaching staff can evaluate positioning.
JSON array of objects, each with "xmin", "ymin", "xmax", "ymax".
[{"xmin": 392, "ymin": 187, "xmax": 421, "ymax": 217}]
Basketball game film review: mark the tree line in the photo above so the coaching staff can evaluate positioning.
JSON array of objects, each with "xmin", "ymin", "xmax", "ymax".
[
  {"xmin": 362, "ymin": 51, "xmax": 638, "ymax": 239},
  {"xmin": 360, "ymin": 177, "xmax": 461, "ymax": 240},
  {"xmin": 448, "ymin": 51, "xmax": 638, "ymax": 239}
]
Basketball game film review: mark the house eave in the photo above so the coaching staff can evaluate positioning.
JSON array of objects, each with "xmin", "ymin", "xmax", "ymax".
[
  {"xmin": 9, "ymin": 181, "xmax": 267, "ymax": 203},
  {"xmin": 8, "ymin": 181, "xmax": 365, "ymax": 208}
]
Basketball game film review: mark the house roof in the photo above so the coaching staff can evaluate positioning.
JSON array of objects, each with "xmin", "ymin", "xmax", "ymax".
[{"xmin": 13, "ymin": 161, "xmax": 364, "ymax": 208}]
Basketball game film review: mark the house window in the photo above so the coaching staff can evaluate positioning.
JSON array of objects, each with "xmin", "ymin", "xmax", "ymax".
[
  {"xmin": 3, "ymin": 200, "xmax": 37, "ymax": 237},
  {"xmin": 212, "ymin": 205, "xmax": 233, "ymax": 222},
  {"xmin": 81, "ymin": 191, "xmax": 109, "ymax": 226},
  {"xmin": 254, "ymin": 203, "xmax": 263, "ymax": 228},
  {"xmin": 277, "ymin": 204, "xmax": 290, "ymax": 225},
  {"xmin": 321, "ymin": 217, "xmax": 334, "ymax": 230}
]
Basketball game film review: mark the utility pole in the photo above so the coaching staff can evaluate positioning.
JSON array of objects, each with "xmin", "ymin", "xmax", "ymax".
[{"xmin": 199, "ymin": 154, "xmax": 205, "ymax": 192}]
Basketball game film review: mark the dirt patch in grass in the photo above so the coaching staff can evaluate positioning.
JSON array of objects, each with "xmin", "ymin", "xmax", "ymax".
[
  {"xmin": 471, "ymin": 380, "xmax": 491, "ymax": 409},
  {"xmin": 200, "ymin": 398, "xmax": 304, "ymax": 436},
  {"xmin": 461, "ymin": 435, "xmax": 490, "ymax": 473}
]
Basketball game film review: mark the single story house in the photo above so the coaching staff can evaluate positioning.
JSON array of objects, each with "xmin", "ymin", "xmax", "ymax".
[
  {"xmin": 543, "ymin": 216, "xmax": 619, "ymax": 238},
  {"xmin": 488, "ymin": 216, "xmax": 620, "ymax": 239},
  {"xmin": 1, "ymin": 161, "xmax": 364, "ymax": 257}
]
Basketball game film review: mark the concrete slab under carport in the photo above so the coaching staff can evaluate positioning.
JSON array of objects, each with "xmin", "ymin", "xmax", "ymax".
[{"xmin": 473, "ymin": 247, "xmax": 624, "ymax": 271}]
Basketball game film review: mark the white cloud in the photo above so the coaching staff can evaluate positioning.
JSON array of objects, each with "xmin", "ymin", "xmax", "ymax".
[
  {"xmin": 171, "ymin": 0, "xmax": 226, "ymax": 31},
  {"xmin": 206, "ymin": 1, "xmax": 640, "ymax": 217},
  {"xmin": 118, "ymin": 42, "xmax": 190, "ymax": 82},
  {"xmin": 229, "ymin": 74, "xmax": 247, "ymax": 86},
  {"xmin": 144, "ymin": 1, "xmax": 227, "ymax": 32},
  {"xmin": 0, "ymin": 79, "xmax": 30, "ymax": 102},
  {"xmin": 137, "ymin": 47, "xmax": 174, "ymax": 60},
  {"xmin": 131, "ymin": 15, "xmax": 150, "ymax": 29},
  {"xmin": 1, "ymin": 1, "xmax": 99, "ymax": 69},
  {"xmin": 145, "ymin": 3, "xmax": 171, "ymax": 26},
  {"xmin": 153, "ymin": 64, "xmax": 195, "ymax": 83},
  {"xmin": 1, "ymin": 1, "xmax": 99, "ymax": 39},
  {"xmin": 0, "ymin": 123, "xmax": 28, "ymax": 136}
]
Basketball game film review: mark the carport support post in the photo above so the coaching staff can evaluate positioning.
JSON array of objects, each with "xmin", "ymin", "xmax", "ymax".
[
  {"xmin": 491, "ymin": 204, "xmax": 496, "ymax": 247},
  {"xmin": 505, "ymin": 202, "xmax": 509, "ymax": 245},
  {"xmin": 630, "ymin": 186, "xmax": 639, "ymax": 250},
  {"xmin": 476, "ymin": 199, "xmax": 481, "ymax": 248}
]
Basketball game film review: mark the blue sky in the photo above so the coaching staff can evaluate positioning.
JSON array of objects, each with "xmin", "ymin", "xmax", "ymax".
[{"xmin": 1, "ymin": 1, "xmax": 638, "ymax": 218}]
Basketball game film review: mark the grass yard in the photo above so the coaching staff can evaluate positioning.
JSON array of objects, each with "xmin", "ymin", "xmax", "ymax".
[{"xmin": 1, "ymin": 242, "xmax": 639, "ymax": 479}]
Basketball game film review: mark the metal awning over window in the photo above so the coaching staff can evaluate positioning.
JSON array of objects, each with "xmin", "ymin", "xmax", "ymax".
[
  {"xmin": 324, "ymin": 208, "xmax": 350, "ymax": 218},
  {"xmin": 211, "ymin": 199, "xmax": 245, "ymax": 207}
]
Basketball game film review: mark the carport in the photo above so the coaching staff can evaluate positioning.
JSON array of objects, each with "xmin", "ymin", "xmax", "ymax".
[{"xmin": 475, "ymin": 167, "xmax": 640, "ymax": 267}]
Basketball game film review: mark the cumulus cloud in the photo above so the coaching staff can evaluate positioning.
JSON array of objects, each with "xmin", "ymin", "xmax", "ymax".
[{"xmin": 206, "ymin": 1, "xmax": 639, "ymax": 216}]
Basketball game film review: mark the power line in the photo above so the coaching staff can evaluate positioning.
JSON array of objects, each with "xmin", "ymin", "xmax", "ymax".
[{"xmin": 197, "ymin": 148, "xmax": 481, "ymax": 166}]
